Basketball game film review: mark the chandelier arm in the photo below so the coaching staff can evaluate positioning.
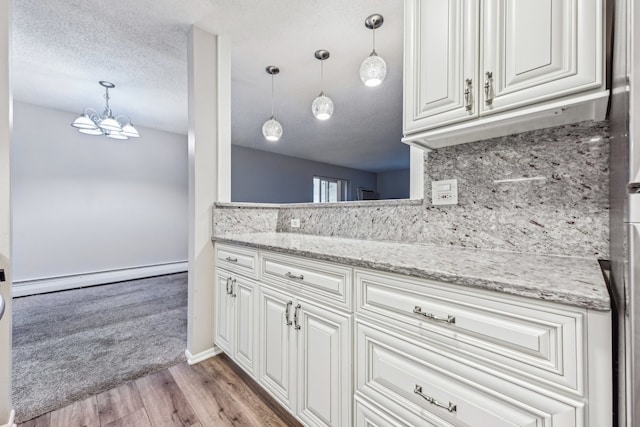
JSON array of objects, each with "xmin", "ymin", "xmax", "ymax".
[{"xmin": 115, "ymin": 115, "xmax": 132, "ymax": 126}]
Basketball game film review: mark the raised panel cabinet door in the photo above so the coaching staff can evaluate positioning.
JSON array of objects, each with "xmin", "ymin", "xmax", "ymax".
[
  {"xmin": 296, "ymin": 299, "xmax": 352, "ymax": 427},
  {"xmin": 258, "ymin": 285, "xmax": 296, "ymax": 411},
  {"xmin": 233, "ymin": 276, "xmax": 257, "ymax": 377},
  {"xmin": 214, "ymin": 271, "xmax": 234, "ymax": 355},
  {"xmin": 404, "ymin": 0, "xmax": 479, "ymax": 134},
  {"xmin": 481, "ymin": 0, "xmax": 602, "ymax": 114}
]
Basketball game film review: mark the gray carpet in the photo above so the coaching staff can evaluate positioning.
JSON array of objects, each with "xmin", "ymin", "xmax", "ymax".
[{"xmin": 12, "ymin": 272, "xmax": 188, "ymax": 423}]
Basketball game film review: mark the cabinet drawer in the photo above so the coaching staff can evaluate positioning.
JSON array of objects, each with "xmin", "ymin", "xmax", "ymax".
[
  {"xmin": 260, "ymin": 252, "xmax": 352, "ymax": 311},
  {"xmin": 215, "ymin": 244, "xmax": 258, "ymax": 278},
  {"xmin": 355, "ymin": 269, "xmax": 583, "ymax": 393},
  {"xmin": 356, "ymin": 320, "xmax": 583, "ymax": 427},
  {"xmin": 355, "ymin": 396, "xmax": 416, "ymax": 427}
]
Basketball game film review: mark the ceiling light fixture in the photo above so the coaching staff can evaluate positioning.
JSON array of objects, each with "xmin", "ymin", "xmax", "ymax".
[
  {"xmin": 360, "ymin": 14, "xmax": 387, "ymax": 87},
  {"xmin": 312, "ymin": 50, "xmax": 334, "ymax": 120},
  {"xmin": 71, "ymin": 81, "xmax": 141, "ymax": 140},
  {"xmin": 262, "ymin": 66, "xmax": 283, "ymax": 142}
]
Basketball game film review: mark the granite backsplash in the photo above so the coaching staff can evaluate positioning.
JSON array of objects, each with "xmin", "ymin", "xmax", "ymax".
[{"xmin": 215, "ymin": 121, "xmax": 609, "ymax": 258}]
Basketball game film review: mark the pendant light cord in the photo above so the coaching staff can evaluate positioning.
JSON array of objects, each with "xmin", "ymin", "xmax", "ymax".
[
  {"xmin": 372, "ymin": 28, "xmax": 377, "ymax": 55},
  {"xmin": 271, "ymin": 74, "xmax": 275, "ymax": 117},
  {"xmin": 320, "ymin": 59, "xmax": 324, "ymax": 93}
]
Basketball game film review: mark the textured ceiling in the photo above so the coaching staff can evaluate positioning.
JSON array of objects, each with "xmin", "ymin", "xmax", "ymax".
[{"xmin": 12, "ymin": 0, "xmax": 408, "ymax": 172}]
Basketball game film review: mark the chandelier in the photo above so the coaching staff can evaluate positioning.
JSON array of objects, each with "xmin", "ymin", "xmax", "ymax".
[{"xmin": 71, "ymin": 81, "xmax": 141, "ymax": 140}]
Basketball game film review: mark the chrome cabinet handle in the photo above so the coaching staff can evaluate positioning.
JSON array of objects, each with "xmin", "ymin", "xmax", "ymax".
[
  {"xmin": 413, "ymin": 306, "xmax": 455, "ymax": 324},
  {"xmin": 484, "ymin": 71, "xmax": 493, "ymax": 106},
  {"xmin": 414, "ymin": 385, "xmax": 457, "ymax": 413},
  {"xmin": 285, "ymin": 301, "xmax": 293, "ymax": 326},
  {"xmin": 464, "ymin": 78, "xmax": 472, "ymax": 111},
  {"xmin": 294, "ymin": 304, "xmax": 301, "ymax": 330},
  {"xmin": 225, "ymin": 256, "xmax": 238, "ymax": 262},
  {"xmin": 225, "ymin": 277, "xmax": 232, "ymax": 295},
  {"xmin": 286, "ymin": 272, "xmax": 304, "ymax": 280},
  {"xmin": 231, "ymin": 279, "xmax": 237, "ymax": 298}
]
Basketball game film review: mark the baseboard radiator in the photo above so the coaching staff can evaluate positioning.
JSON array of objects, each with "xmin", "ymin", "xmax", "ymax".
[{"xmin": 12, "ymin": 262, "xmax": 188, "ymax": 297}]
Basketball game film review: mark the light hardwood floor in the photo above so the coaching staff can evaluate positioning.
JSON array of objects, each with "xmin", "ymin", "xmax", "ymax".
[{"xmin": 19, "ymin": 354, "xmax": 301, "ymax": 427}]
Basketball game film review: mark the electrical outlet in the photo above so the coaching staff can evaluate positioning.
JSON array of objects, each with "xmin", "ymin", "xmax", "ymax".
[
  {"xmin": 431, "ymin": 179, "xmax": 458, "ymax": 206},
  {"xmin": 291, "ymin": 218, "xmax": 301, "ymax": 228}
]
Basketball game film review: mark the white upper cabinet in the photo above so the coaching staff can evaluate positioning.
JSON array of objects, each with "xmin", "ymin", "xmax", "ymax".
[
  {"xmin": 481, "ymin": 0, "xmax": 601, "ymax": 114},
  {"xmin": 403, "ymin": 0, "xmax": 607, "ymax": 150},
  {"xmin": 403, "ymin": 0, "xmax": 479, "ymax": 133}
]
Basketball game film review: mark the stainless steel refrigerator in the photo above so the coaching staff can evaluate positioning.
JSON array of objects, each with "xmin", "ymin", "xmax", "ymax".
[{"xmin": 610, "ymin": 0, "xmax": 640, "ymax": 425}]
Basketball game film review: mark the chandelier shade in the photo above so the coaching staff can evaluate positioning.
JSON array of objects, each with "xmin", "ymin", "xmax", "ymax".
[
  {"xmin": 262, "ymin": 66, "xmax": 283, "ymax": 142},
  {"xmin": 71, "ymin": 114, "xmax": 99, "ymax": 130},
  {"xmin": 312, "ymin": 50, "xmax": 333, "ymax": 120},
  {"xmin": 71, "ymin": 81, "xmax": 141, "ymax": 140},
  {"xmin": 360, "ymin": 14, "xmax": 387, "ymax": 87},
  {"xmin": 78, "ymin": 128, "xmax": 103, "ymax": 135}
]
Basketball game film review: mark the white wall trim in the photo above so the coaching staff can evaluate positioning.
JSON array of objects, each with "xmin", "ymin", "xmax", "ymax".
[
  {"xmin": 185, "ymin": 346, "xmax": 222, "ymax": 365},
  {"xmin": 12, "ymin": 262, "xmax": 187, "ymax": 297},
  {"xmin": 0, "ymin": 409, "xmax": 15, "ymax": 427}
]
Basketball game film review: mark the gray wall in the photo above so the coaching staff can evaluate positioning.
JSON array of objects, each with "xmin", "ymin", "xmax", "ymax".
[
  {"xmin": 377, "ymin": 169, "xmax": 410, "ymax": 199},
  {"xmin": 11, "ymin": 102, "xmax": 188, "ymax": 281},
  {"xmin": 232, "ymin": 145, "xmax": 377, "ymax": 203}
]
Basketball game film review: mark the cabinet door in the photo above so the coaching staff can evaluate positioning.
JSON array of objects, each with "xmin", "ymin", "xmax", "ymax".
[
  {"xmin": 214, "ymin": 271, "xmax": 234, "ymax": 355},
  {"xmin": 481, "ymin": 0, "xmax": 602, "ymax": 114},
  {"xmin": 258, "ymin": 285, "xmax": 296, "ymax": 411},
  {"xmin": 404, "ymin": 0, "xmax": 479, "ymax": 134},
  {"xmin": 296, "ymin": 299, "xmax": 352, "ymax": 427},
  {"xmin": 233, "ymin": 276, "xmax": 257, "ymax": 377}
]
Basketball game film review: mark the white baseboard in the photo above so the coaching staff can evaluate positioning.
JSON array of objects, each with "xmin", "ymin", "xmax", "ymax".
[
  {"xmin": 12, "ymin": 262, "xmax": 188, "ymax": 297},
  {"xmin": 0, "ymin": 409, "xmax": 15, "ymax": 427},
  {"xmin": 185, "ymin": 346, "xmax": 222, "ymax": 365}
]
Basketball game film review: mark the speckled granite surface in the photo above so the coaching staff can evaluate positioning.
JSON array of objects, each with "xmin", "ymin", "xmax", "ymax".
[
  {"xmin": 213, "ymin": 232, "xmax": 610, "ymax": 311},
  {"xmin": 213, "ymin": 206, "xmax": 279, "ymax": 235},
  {"xmin": 273, "ymin": 121, "xmax": 609, "ymax": 258}
]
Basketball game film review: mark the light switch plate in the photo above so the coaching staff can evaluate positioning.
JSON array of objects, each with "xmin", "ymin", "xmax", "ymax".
[
  {"xmin": 291, "ymin": 218, "xmax": 301, "ymax": 228},
  {"xmin": 431, "ymin": 179, "xmax": 458, "ymax": 205}
]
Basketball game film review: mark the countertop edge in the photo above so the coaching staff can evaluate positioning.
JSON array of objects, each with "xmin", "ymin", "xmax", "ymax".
[{"xmin": 212, "ymin": 235, "xmax": 611, "ymax": 312}]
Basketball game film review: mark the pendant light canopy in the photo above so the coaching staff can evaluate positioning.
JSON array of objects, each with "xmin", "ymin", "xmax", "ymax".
[
  {"xmin": 262, "ymin": 66, "xmax": 283, "ymax": 142},
  {"xmin": 71, "ymin": 81, "xmax": 141, "ymax": 140},
  {"xmin": 312, "ymin": 50, "xmax": 334, "ymax": 120},
  {"xmin": 360, "ymin": 14, "xmax": 387, "ymax": 87}
]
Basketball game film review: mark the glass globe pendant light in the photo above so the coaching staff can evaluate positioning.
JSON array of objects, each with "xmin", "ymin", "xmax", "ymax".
[
  {"xmin": 312, "ymin": 50, "xmax": 334, "ymax": 120},
  {"xmin": 360, "ymin": 14, "xmax": 387, "ymax": 87},
  {"xmin": 262, "ymin": 66, "xmax": 283, "ymax": 142}
]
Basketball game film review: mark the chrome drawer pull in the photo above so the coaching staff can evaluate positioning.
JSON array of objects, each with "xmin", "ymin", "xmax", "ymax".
[
  {"xmin": 285, "ymin": 272, "xmax": 304, "ymax": 280},
  {"xmin": 231, "ymin": 279, "xmax": 237, "ymax": 298},
  {"xmin": 225, "ymin": 277, "xmax": 232, "ymax": 295},
  {"xmin": 225, "ymin": 256, "xmax": 238, "ymax": 262},
  {"xmin": 464, "ymin": 78, "xmax": 472, "ymax": 111},
  {"xmin": 413, "ymin": 306, "xmax": 455, "ymax": 324},
  {"xmin": 294, "ymin": 304, "xmax": 301, "ymax": 330},
  {"xmin": 285, "ymin": 301, "xmax": 293, "ymax": 326},
  {"xmin": 484, "ymin": 71, "xmax": 493, "ymax": 106},
  {"xmin": 414, "ymin": 385, "xmax": 457, "ymax": 413}
]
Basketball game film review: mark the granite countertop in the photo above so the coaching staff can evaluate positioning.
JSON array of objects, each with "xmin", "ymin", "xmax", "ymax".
[{"xmin": 213, "ymin": 232, "xmax": 610, "ymax": 311}]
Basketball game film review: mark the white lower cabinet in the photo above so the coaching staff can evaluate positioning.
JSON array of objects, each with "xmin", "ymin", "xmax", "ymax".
[
  {"xmin": 214, "ymin": 269, "xmax": 257, "ymax": 377},
  {"xmin": 258, "ymin": 283, "xmax": 352, "ymax": 427},
  {"xmin": 215, "ymin": 244, "xmax": 612, "ymax": 427}
]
